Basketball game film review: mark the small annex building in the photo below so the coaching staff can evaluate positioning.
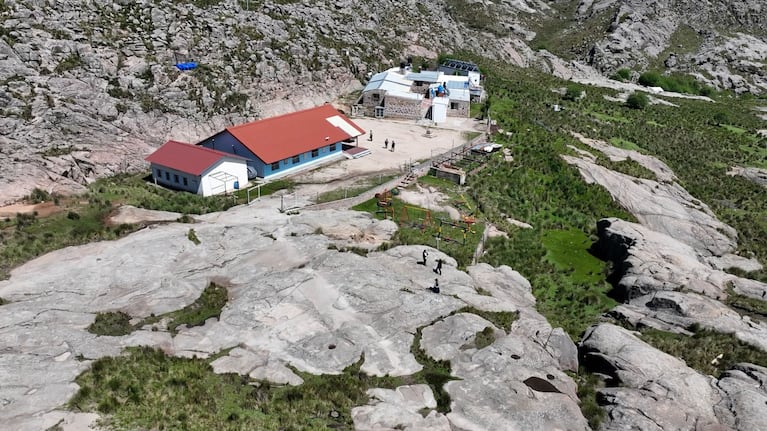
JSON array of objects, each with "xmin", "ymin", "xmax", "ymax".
[
  {"xmin": 198, "ymin": 104, "xmax": 365, "ymax": 179},
  {"xmin": 145, "ymin": 140, "xmax": 248, "ymax": 196}
]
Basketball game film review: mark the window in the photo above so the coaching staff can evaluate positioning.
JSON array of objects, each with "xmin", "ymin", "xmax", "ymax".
[
  {"xmin": 183, "ymin": 177, "xmax": 188, "ymax": 186},
  {"xmin": 329, "ymin": 144, "xmax": 336, "ymax": 151},
  {"xmin": 372, "ymin": 93, "xmax": 380, "ymax": 101},
  {"xmin": 271, "ymin": 162, "xmax": 279, "ymax": 170},
  {"xmin": 292, "ymin": 155, "xmax": 300, "ymax": 164},
  {"xmin": 174, "ymin": 174, "xmax": 179, "ymax": 183},
  {"xmin": 165, "ymin": 171, "xmax": 170, "ymax": 181},
  {"xmin": 311, "ymin": 149, "xmax": 319, "ymax": 158},
  {"xmin": 450, "ymin": 102, "xmax": 459, "ymax": 110},
  {"xmin": 156, "ymin": 169, "xmax": 161, "ymax": 178}
]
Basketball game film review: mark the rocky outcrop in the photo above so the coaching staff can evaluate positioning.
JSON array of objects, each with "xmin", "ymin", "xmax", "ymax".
[
  {"xmin": 563, "ymin": 152, "xmax": 737, "ymax": 257},
  {"xmin": 581, "ymin": 323, "xmax": 767, "ymax": 431},
  {"xmin": 727, "ymin": 166, "xmax": 767, "ymax": 188},
  {"xmin": 579, "ymin": 0, "xmax": 767, "ymax": 94},
  {"xmin": 352, "ymin": 385, "xmax": 451, "ymax": 431},
  {"xmin": 593, "ymin": 217, "xmax": 766, "ymax": 299},
  {"xmin": 0, "ymin": 198, "xmax": 584, "ymax": 431}
]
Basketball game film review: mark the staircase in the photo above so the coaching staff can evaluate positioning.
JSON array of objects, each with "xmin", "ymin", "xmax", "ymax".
[{"xmin": 399, "ymin": 170, "xmax": 418, "ymax": 188}]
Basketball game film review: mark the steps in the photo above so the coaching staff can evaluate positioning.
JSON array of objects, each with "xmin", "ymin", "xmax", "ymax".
[{"xmin": 399, "ymin": 171, "xmax": 417, "ymax": 188}]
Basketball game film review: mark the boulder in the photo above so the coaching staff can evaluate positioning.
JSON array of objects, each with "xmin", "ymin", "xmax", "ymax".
[{"xmin": 580, "ymin": 323, "xmax": 731, "ymax": 430}]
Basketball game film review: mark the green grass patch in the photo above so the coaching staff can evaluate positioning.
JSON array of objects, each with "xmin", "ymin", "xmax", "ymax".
[
  {"xmin": 724, "ymin": 286, "xmax": 767, "ymax": 322},
  {"xmin": 408, "ymin": 325, "xmax": 456, "ymax": 413},
  {"xmin": 166, "ymin": 282, "xmax": 228, "ymax": 335},
  {"xmin": 314, "ymin": 175, "xmax": 397, "ymax": 204},
  {"xmin": 69, "ymin": 346, "xmax": 404, "ymax": 430},
  {"xmin": 649, "ymin": 24, "xmax": 704, "ymax": 70},
  {"xmin": 88, "ymin": 311, "xmax": 133, "ymax": 336},
  {"xmin": 639, "ymin": 327, "xmax": 767, "ymax": 377},
  {"xmin": 646, "ymin": 120, "xmax": 666, "ymax": 127},
  {"xmin": 721, "ymin": 124, "xmax": 748, "ymax": 135},
  {"xmin": 608, "ymin": 137, "xmax": 643, "ymax": 152},
  {"xmin": 473, "ymin": 326, "xmax": 496, "ymax": 349},
  {"xmin": 542, "ymin": 230, "xmax": 605, "ymax": 284},
  {"xmin": 588, "ymin": 110, "xmax": 631, "ymax": 124},
  {"xmin": 600, "ymin": 158, "xmax": 657, "ymax": 180},
  {"xmin": 570, "ymin": 368, "xmax": 607, "ymax": 430},
  {"xmin": 353, "ymin": 197, "xmax": 483, "ymax": 269},
  {"xmin": 638, "ymin": 71, "xmax": 714, "ymax": 96},
  {"xmin": 456, "ymin": 306, "xmax": 518, "ymax": 332},
  {"xmin": 86, "ymin": 283, "xmax": 228, "ymax": 337}
]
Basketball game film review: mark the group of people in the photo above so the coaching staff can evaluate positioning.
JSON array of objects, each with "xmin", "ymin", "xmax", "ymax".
[
  {"xmin": 421, "ymin": 250, "xmax": 444, "ymax": 293},
  {"xmin": 384, "ymin": 138, "xmax": 395, "ymax": 152},
  {"xmin": 367, "ymin": 130, "xmax": 397, "ymax": 152}
]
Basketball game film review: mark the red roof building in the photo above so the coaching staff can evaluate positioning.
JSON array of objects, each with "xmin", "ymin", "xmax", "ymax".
[
  {"xmin": 198, "ymin": 104, "xmax": 365, "ymax": 179},
  {"xmin": 145, "ymin": 141, "xmax": 248, "ymax": 196}
]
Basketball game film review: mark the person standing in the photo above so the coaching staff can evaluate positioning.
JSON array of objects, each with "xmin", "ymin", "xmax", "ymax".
[
  {"xmin": 422, "ymin": 249, "xmax": 428, "ymax": 265},
  {"xmin": 384, "ymin": 138, "xmax": 389, "ymax": 149},
  {"xmin": 368, "ymin": 130, "xmax": 373, "ymax": 141},
  {"xmin": 391, "ymin": 141, "xmax": 395, "ymax": 152}
]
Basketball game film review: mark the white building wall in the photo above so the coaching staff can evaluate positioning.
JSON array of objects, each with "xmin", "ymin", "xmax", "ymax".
[
  {"xmin": 432, "ymin": 98, "xmax": 448, "ymax": 123},
  {"xmin": 200, "ymin": 159, "xmax": 248, "ymax": 197}
]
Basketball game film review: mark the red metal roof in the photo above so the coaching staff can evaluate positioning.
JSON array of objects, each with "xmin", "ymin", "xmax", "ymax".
[
  {"xmin": 225, "ymin": 104, "xmax": 365, "ymax": 164},
  {"xmin": 145, "ymin": 140, "xmax": 245, "ymax": 176}
]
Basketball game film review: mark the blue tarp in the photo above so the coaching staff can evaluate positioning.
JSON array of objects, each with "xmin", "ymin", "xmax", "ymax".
[{"xmin": 175, "ymin": 62, "xmax": 198, "ymax": 71}]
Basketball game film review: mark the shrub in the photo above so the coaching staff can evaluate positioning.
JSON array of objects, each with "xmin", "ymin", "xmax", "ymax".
[
  {"xmin": 637, "ymin": 71, "xmax": 661, "ymax": 87},
  {"xmin": 563, "ymin": 85, "xmax": 582, "ymax": 101},
  {"xmin": 27, "ymin": 188, "xmax": 51, "ymax": 203},
  {"xmin": 612, "ymin": 68, "xmax": 631, "ymax": 81},
  {"xmin": 187, "ymin": 228, "xmax": 201, "ymax": 245},
  {"xmin": 88, "ymin": 311, "xmax": 134, "ymax": 336},
  {"xmin": 474, "ymin": 326, "xmax": 496, "ymax": 349},
  {"xmin": 625, "ymin": 92, "xmax": 648, "ymax": 109}
]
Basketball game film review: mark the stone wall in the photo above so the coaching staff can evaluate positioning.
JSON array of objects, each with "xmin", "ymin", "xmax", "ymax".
[
  {"xmin": 447, "ymin": 100, "xmax": 470, "ymax": 117},
  {"xmin": 384, "ymin": 96, "xmax": 422, "ymax": 120}
]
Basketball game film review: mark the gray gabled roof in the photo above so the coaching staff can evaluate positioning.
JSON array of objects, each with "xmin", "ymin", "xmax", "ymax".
[
  {"xmin": 404, "ymin": 71, "xmax": 443, "ymax": 83},
  {"xmin": 363, "ymin": 71, "xmax": 412, "ymax": 93}
]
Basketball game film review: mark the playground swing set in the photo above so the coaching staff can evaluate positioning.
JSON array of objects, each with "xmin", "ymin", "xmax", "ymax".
[
  {"xmin": 375, "ymin": 188, "xmax": 476, "ymax": 246},
  {"xmin": 435, "ymin": 218, "xmax": 475, "ymax": 245}
]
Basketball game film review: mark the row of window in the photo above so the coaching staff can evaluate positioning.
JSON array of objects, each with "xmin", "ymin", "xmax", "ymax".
[
  {"xmin": 269, "ymin": 145, "xmax": 337, "ymax": 171},
  {"xmin": 156, "ymin": 168, "xmax": 188, "ymax": 187}
]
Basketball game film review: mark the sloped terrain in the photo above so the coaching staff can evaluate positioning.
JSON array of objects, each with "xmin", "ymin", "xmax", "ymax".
[{"xmin": 1, "ymin": 0, "xmax": 766, "ymax": 203}]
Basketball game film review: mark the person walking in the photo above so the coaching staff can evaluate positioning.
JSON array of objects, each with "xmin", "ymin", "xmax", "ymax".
[
  {"xmin": 422, "ymin": 249, "xmax": 428, "ymax": 265},
  {"xmin": 391, "ymin": 141, "xmax": 395, "ymax": 152},
  {"xmin": 368, "ymin": 130, "xmax": 373, "ymax": 141},
  {"xmin": 434, "ymin": 258, "xmax": 444, "ymax": 275},
  {"xmin": 384, "ymin": 138, "xmax": 389, "ymax": 149}
]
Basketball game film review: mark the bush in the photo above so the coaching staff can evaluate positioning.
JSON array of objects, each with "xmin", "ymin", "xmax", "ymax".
[
  {"xmin": 563, "ymin": 85, "xmax": 582, "ymax": 101},
  {"xmin": 27, "ymin": 188, "xmax": 51, "ymax": 203},
  {"xmin": 88, "ymin": 311, "xmax": 134, "ymax": 336},
  {"xmin": 637, "ymin": 71, "xmax": 661, "ymax": 87},
  {"xmin": 611, "ymin": 68, "xmax": 631, "ymax": 82},
  {"xmin": 625, "ymin": 92, "xmax": 649, "ymax": 110},
  {"xmin": 474, "ymin": 326, "xmax": 496, "ymax": 349}
]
